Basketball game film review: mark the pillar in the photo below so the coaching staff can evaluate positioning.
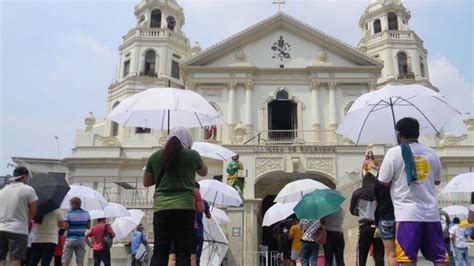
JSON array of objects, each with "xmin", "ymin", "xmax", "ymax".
[
  {"xmin": 328, "ymin": 82, "xmax": 337, "ymax": 143},
  {"xmin": 310, "ymin": 80, "xmax": 321, "ymax": 142},
  {"xmin": 228, "ymin": 82, "xmax": 237, "ymax": 143},
  {"xmin": 243, "ymin": 198, "xmax": 262, "ymax": 266},
  {"xmin": 244, "ymin": 81, "xmax": 254, "ymax": 135}
]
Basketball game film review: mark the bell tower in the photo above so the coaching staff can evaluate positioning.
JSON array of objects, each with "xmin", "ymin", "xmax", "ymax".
[
  {"xmin": 358, "ymin": 0, "xmax": 433, "ymax": 87},
  {"xmin": 107, "ymin": 0, "xmax": 200, "ymax": 138}
]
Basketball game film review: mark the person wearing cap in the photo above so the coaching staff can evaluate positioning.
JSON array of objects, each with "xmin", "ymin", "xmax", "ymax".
[
  {"xmin": 143, "ymin": 127, "xmax": 208, "ymax": 266},
  {"xmin": 0, "ymin": 166, "xmax": 38, "ymax": 266},
  {"xmin": 131, "ymin": 224, "xmax": 148, "ymax": 266},
  {"xmin": 62, "ymin": 197, "xmax": 90, "ymax": 266}
]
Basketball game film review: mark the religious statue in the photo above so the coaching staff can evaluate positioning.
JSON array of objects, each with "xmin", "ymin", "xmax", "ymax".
[
  {"xmin": 227, "ymin": 154, "xmax": 245, "ymax": 194},
  {"xmin": 84, "ymin": 112, "xmax": 96, "ymax": 132},
  {"xmin": 204, "ymin": 125, "xmax": 217, "ymax": 140}
]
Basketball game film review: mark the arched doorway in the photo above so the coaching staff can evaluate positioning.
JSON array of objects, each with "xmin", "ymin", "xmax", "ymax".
[{"xmin": 255, "ymin": 172, "xmax": 336, "ymax": 252}]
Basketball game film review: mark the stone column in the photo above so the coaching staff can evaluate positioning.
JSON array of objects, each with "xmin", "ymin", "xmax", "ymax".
[
  {"xmin": 310, "ymin": 80, "xmax": 321, "ymax": 143},
  {"xmin": 243, "ymin": 198, "xmax": 262, "ymax": 266},
  {"xmin": 244, "ymin": 81, "xmax": 254, "ymax": 135},
  {"xmin": 328, "ymin": 82, "xmax": 338, "ymax": 143},
  {"xmin": 228, "ymin": 82, "xmax": 237, "ymax": 143}
]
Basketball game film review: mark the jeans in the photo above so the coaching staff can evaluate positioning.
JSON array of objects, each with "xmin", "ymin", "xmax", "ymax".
[
  {"xmin": 150, "ymin": 210, "xmax": 195, "ymax": 266},
  {"xmin": 324, "ymin": 231, "xmax": 345, "ymax": 266},
  {"xmin": 357, "ymin": 223, "xmax": 384, "ymax": 266},
  {"xmin": 93, "ymin": 249, "xmax": 111, "ymax": 266},
  {"xmin": 300, "ymin": 241, "xmax": 318, "ymax": 266},
  {"xmin": 195, "ymin": 232, "xmax": 204, "ymax": 266},
  {"xmin": 54, "ymin": 255, "xmax": 62, "ymax": 266},
  {"xmin": 29, "ymin": 243, "xmax": 57, "ymax": 266},
  {"xmin": 454, "ymin": 247, "xmax": 471, "ymax": 266}
]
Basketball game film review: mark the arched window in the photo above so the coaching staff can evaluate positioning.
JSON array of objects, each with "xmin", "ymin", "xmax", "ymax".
[
  {"xmin": 150, "ymin": 9, "xmax": 162, "ymax": 28},
  {"xmin": 167, "ymin": 16, "xmax": 176, "ymax": 31},
  {"xmin": 388, "ymin": 12, "xmax": 398, "ymax": 30},
  {"xmin": 276, "ymin": 89, "xmax": 289, "ymax": 100},
  {"xmin": 397, "ymin": 52, "xmax": 408, "ymax": 78},
  {"xmin": 373, "ymin": 19, "xmax": 381, "ymax": 33},
  {"xmin": 111, "ymin": 102, "xmax": 120, "ymax": 137},
  {"xmin": 144, "ymin": 50, "xmax": 156, "ymax": 76}
]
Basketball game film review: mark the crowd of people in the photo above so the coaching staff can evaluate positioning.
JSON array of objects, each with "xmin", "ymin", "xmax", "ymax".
[
  {"xmin": 2, "ymin": 118, "xmax": 474, "ymax": 266},
  {"xmin": 266, "ymin": 118, "xmax": 474, "ymax": 266}
]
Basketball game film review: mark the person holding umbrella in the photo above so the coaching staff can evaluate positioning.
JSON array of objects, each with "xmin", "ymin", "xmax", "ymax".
[
  {"xmin": 29, "ymin": 209, "xmax": 64, "ymax": 266},
  {"xmin": 0, "ymin": 166, "xmax": 38, "ymax": 266},
  {"xmin": 378, "ymin": 117, "xmax": 448, "ymax": 265},
  {"xmin": 143, "ymin": 127, "xmax": 208, "ymax": 266}
]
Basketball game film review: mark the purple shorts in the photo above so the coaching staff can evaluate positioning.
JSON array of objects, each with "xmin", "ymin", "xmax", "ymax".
[{"xmin": 395, "ymin": 221, "xmax": 449, "ymax": 263}]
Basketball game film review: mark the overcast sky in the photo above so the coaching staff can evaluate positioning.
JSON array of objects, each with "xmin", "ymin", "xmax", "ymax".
[{"xmin": 1, "ymin": 0, "xmax": 473, "ymax": 175}]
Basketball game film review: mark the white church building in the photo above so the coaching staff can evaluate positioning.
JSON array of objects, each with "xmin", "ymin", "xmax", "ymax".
[{"xmin": 14, "ymin": 0, "xmax": 474, "ymax": 264}]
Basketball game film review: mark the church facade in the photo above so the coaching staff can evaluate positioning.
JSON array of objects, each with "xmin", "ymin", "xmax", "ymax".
[{"xmin": 13, "ymin": 0, "xmax": 474, "ymax": 264}]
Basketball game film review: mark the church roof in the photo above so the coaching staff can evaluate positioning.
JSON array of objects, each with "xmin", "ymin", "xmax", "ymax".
[{"xmin": 182, "ymin": 12, "xmax": 382, "ymax": 67}]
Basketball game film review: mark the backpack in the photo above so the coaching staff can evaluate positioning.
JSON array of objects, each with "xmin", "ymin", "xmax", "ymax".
[{"xmin": 102, "ymin": 224, "xmax": 113, "ymax": 250}]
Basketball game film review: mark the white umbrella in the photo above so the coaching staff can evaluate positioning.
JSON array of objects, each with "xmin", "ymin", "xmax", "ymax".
[
  {"xmin": 210, "ymin": 208, "xmax": 231, "ymax": 224},
  {"xmin": 274, "ymin": 179, "xmax": 329, "ymax": 204},
  {"xmin": 112, "ymin": 209, "xmax": 145, "ymax": 242},
  {"xmin": 107, "ymin": 88, "xmax": 224, "ymax": 132},
  {"xmin": 262, "ymin": 202, "xmax": 298, "ymax": 227},
  {"xmin": 442, "ymin": 205, "xmax": 469, "ymax": 220},
  {"xmin": 89, "ymin": 203, "xmax": 130, "ymax": 220},
  {"xmin": 200, "ymin": 216, "xmax": 229, "ymax": 266},
  {"xmin": 440, "ymin": 172, "xmax": 474, "ymax": 194},
  {"xmin": 337, "ymin": 84, "xmax": 460, "ymax": 145},
  {"xmin": 199, "ymin": 180, "xmax": 242, "ymax": 207},
  {"xmin": 192, "ymin": 142, "xmax": 237, "ymax": 161},
  {"xmin": 60, "ymin": 185, "xmax": 109, "ymax": 211}
]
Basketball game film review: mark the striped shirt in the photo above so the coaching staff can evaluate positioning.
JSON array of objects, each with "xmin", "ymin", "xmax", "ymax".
[{"xmin": 65, "ymin": 208, "xmax": 90, "ymax": 240}]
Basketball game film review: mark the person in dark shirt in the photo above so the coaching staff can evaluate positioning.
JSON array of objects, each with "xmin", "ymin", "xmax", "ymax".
[
  {"xmin": 350, "ymin": 173, "xmax": 384, "ymax": 266},
  {"xmin": 374, "ymin": 180, "xmax": 395, "ymax": 266}
]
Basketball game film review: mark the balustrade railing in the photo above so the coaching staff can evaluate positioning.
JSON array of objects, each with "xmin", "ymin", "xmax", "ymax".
[{"xmin": 360, "ymin": 30, "xmax": 420, "ymax": 47}]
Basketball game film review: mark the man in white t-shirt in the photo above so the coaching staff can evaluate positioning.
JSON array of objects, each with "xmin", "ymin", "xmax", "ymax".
[
  {"xmin": 378, "ymin": 118, "xmax": 448, "ymax": 265},
  {"xmin": 0, "ymin": 166, "xmax": 38, "ymax": 266},
  {"xmin": 449, "ymin": 217, "xmax": 471, "ymax": 266}
]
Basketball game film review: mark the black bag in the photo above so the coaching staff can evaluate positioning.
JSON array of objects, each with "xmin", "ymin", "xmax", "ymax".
[{"xmin": 102, "ymin": 224, "xmax": 113, "ymax": 250}]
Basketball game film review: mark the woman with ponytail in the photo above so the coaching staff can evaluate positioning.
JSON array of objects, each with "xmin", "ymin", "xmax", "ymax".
[{"xmin": 144, "ymin": 127, "xmax": 208, "ymax": 266}]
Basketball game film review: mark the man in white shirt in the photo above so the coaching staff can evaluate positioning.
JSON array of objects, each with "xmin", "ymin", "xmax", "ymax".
[
  {"xmin": 449, "ymin": 217, "xmax": 471, "ymax": 266},
  {"xmin": 0, "ymin": 166, "xmax": 38, "ymax": 266},
  {"xmin": 378, "ymin": 118, "xmax": 448, "ymax": 266}
]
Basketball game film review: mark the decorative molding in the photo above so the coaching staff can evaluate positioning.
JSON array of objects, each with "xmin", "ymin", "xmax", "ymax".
[
  {"xmin": 186, "ymin": 80, "xmax": 196, "ymax": 90},
  {"xmin": 255, "ymin": 157, "xmax": 284, "ymax": 177},
  {"xmin": 245, "ymin": 80, "xmax": 254, "ymax": 90},
  {"xmin": 95, "ymin": 136, "xmax": 120, "ymax": 147},
  {"xmin": 440, "ymin": 135, "xmax": 467, "ymax": 147},
  {"xmin": 202, "ymin": 89, "xmax": 222, "ymax": 98},
  {"xmin": 309, "ymin": 80, "xmax": 321, "ymax": 91},
  {"xmin": 84, "ymin": 112, "xmax": 96, "ymax": 132},
  {"xmin": 306, "ymin": 157, "xmax": 335, "ymax": 177},
  {"xmin": 328, "ymin": 81, "xmax": 337, "ymax": 89},
  {"xmin": 228, "ymin": 81, "xmax": 237, "ymax": 90},
  {"xmin": 343, "ymin": 89, "xmax": 362, "ymax": 97},
  {"xmin": 235, "ymin": 48, "xmax": 246, "ymax": 62}
]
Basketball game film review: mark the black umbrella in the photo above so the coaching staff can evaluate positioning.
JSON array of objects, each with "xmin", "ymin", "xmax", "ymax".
[{"xmin": 29, "ymin": 173, "xmax": 70, "ymax": 223}]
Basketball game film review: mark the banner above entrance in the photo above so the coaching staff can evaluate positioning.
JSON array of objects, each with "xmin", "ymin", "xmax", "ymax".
[{"xmin": 254, "ymin": 145, "xmax": 335, "ymax": 153}]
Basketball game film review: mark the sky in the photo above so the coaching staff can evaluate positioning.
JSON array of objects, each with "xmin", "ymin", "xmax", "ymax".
[{"xmin": 1, "ymin": 0, "xmax": 473, "ymax": 175}]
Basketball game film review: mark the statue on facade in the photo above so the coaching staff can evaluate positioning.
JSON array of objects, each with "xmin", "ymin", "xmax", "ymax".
[
  {"xmin": 227, "ymin": 154, "xmax": 245, "ymax": 194},
  {"xmin": 84, "ymin": 112, "xmax": 96, "ymax": 132}
]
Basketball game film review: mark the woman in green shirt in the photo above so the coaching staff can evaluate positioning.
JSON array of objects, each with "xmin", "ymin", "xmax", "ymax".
[{"xmin": 144, "ymin": 127, "xmax": 207, "ymax": 266}]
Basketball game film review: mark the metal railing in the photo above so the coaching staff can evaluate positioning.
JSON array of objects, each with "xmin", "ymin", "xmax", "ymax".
[{"xmin": 238, "ymin": 251, "xmax": 281, "ymax": 266}]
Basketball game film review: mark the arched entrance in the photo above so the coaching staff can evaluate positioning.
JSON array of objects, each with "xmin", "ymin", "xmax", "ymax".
[{"xmin": 255, "ymin": 172, "xmax": 336, "ymax": 252}]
